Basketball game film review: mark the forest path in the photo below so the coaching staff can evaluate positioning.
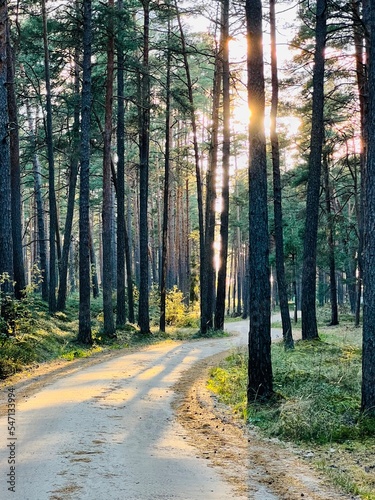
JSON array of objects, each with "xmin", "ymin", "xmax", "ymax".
[{"xmin": 0, "ymin": 317, "xmax": 349, "ymax": 500}]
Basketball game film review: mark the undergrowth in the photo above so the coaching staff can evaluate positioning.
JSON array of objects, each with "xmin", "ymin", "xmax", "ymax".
[
  {"xmin": 0, "ymin": 288, "xmax": 208, "ymax": 380},
  {"xmin": 0, "ymin": 291, "xmax": 195, "ymax": 380},
  {"xmin": 207, "ymin": 319, "xmax": 375, "ymax": 499}
]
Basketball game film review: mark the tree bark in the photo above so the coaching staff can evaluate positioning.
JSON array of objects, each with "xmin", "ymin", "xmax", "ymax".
[
  {"xmin": 246, "ymin": 0, "xmax": 273, "ymax": 401},
  {"xmin": 42, "ymin": 0, "xmax": 58, "ymax": 313},
  {"xmin": 138, "ymin": 0, "xmax": 151, "ymax": 334},
  {"xmin": 215, "ymin": 0, "xmax": 230, "ymax": 331},
  {"xmin": 102, "ymin": 0, "xmax": 116, "ymax": 336},
  {"xmin": 174, "ymin": 0, "xmax": 205, "ymax": 333},
  {"xmin": 159, "ymin": 15, "xmax": 171, "ymax": 333},
  {"xmin": 78, "ymin": 0, "xmax": 93, "ymax": 344},
  {"xmin": 352, "ymin": 0, "xmax": 368, "ymax": 326},
  {"xmin": 323, "ymin": 152, "xmax": 339, "ymax": 325},
  {"xmin": 116, "ymin": 0, "xmax": 126, "ymax": 328},
  {"xmin": 269, "ymin": 0, "xmax": 293, "ymax": 348},
  {"xmin": 57, "ymin": 27, "xmax": 80, "ymax": 311},
  {"xmin": 301, "ymin": 0, "xmax": 327, "ymax": 340},
  {"xmin": 25, "ymin": 99, "xmax": 49, "ymax": 301},
  {"xmin": 0, "ymin": 0, "xmax": 13, "ymax": 294},
  {"xmin": 361, "ymin": 0, "xmax": 375, "ymax": 415},
  {"xmin": 89, "ymin": 222, "xmax": 100, "ymax": 299},
  {"xmin": 202, "ymin": 45, "xmax": 221, "ymax": 332},
  {"xmin": 7, "ymin": 23, "xmax": 25, "ymax": 298}
]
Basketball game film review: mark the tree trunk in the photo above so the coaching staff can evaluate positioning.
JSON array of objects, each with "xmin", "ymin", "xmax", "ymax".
[
  {"xmin": 361, "ymin": 0, "xmax": 375, "ymax": 415},
  {"xmin": 301, "ymin": 0, "xmax": 327, "ymax": 340},
  {"xmin": 174, "ymin": 0, "xmax": 205, "ymax": 332},
  {"xmin": 269, "ymin": 0, "xmax": 293, "ymax": 348},
  {"xmin": 7, "ymin": 24, "xmax": 25, "ymax": 298},
  {"xmin": 69, "ymin": 240, "xmax": 75, "ymax": 294},
  {"xmin": 102, "ymin": 0, "xmax": 116, "ymax": 336},
  {"xmin": 138, "ymin": 0, "xmax": 151, "ymax": 334},
  {"xmin": 215, "ymin": 0, "xmax": 230, "ymax": 331},
  {"xmin": 202, "ymin": 47, "xmax": 221, "ymax": 333},
  {"xmin": 78, "ymin": 0, "xmax": 93, "ymax": 344},
  {"xmin": 246, "ymin": 0, "xmax": 273, "ymax": 401},
  {"xmin": 116, "ymin": 0, "xmax": 126, "ymax": 328},
  {"xmin": 160, "ymin": 16, "xmax": 171, "ymax": 333},
  {"xmin": 353, "ymin": 0, "xmax": 368, "ymax": 326},
  {"xmin": 323, "ymin": 152, "xmax": 339, "ymax": 325},
  {"xmin": 57, "ymin": 31, "xmax": 80, "ymax": 311},
  {"xmin": 26, "ymin": 99, "xmax": 49, "ymax": 301},
  {"xmin": 42, "ymin": 0, "xmax": 58, "ymax": 313},
  {"xmin": 0, "ymin": 1, "xmax": 13, "ymax": 294},
  {"xmin": 89, "ymin": 222, "xmax": 100, "ymax": 299}
]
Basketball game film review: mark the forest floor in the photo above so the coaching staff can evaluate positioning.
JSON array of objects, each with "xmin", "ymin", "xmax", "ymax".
[{"xmin": 0, "ymin": 318, "xmax": 355, "ymax": 499}]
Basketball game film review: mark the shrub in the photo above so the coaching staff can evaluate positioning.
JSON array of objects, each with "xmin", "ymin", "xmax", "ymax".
[{"xmin": 166, "ymin": 286, "xmax": 187, "ymax": 326}]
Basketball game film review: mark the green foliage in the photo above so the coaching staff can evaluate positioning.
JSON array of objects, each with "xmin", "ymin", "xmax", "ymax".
[
  {"xmin": 208, "ymin": 327, "xmax": 370, "ymax": 444},
  {"xmin": 165, "ymin": 286, "xmax": 187, "ymax": 326},
  {"xmin": 208, "ymin": 324, "xmax": 375, "ymax": 497},
  {"xmin": 207, "ymin": 350, "xmax": 248, "ymax": 417}
]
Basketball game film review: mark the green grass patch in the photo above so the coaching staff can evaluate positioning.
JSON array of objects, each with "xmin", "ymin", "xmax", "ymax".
[
  {"xmin": 207, "ymin": 320, "xmax": 375, "ymax": 498},
  {"xmin": 0, "ymin": 293, "xmax": 196, "ymax": 380}
]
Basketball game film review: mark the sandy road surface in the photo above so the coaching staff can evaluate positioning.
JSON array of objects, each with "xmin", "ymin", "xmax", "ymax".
[{"xmin": 0, "ymin": 320, "xmax": 350, "ymax": 500}]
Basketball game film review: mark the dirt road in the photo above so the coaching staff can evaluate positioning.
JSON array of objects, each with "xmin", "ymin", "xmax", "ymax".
[{"xmin": 0, "ymin": 320, "xmax": 351, "ymax": 499}]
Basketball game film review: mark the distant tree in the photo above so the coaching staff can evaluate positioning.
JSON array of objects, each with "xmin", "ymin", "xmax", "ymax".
[
  {"xmin": 214, "ymin": 0, "xmax": 230, "ymax": 331},
  {"xmin": 269, "ymin": 0, "xmax": 293, "ymax": 348},
  {"xmin": 160, "ymin": 13, "xmax": 171, "ymax": 333},
  {"xmin": 246, "ymin": 0, "xmax": 273, "ymax": 401},
  {"xmin": 115, "ymin": 0, "xmax": 136, "ymax": 325},
  {"xmin": 301, "ymin": 0, "xmax": 327, "ymax": 340},
  {"xmin": 116, "ymin": 0, "xmax": 126, "ymax": 328},
  {"xmin": 174, "ymin": 0, "xmax": 205, "ymax": 333},
  {"xmin": 78, "ymin": 0, "xmax": 93, "ymax": 344},
  {"xmin": 25, "ymin": 98, "xmax": 49, "ymax": 301},
  {"xmin": 57, "ymin": 1, "xmax": 81, "ymax": 312},
  {"xmin": 322, "ymin": 149, "xmax": 338, "ymax": 325},
  {"xmin": 42, "ymin": 0, "xmax": 58, "ymax": 313},
  {"xmin": 202, "ymin": 45, "xmax": 220, "ymax": 332}
]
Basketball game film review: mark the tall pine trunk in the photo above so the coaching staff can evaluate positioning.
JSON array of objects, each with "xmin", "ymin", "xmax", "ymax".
[
  {"xmin": 174, "ymin": 0, "xmax": 205, "ymax": 333},
  {"xmin": 323, "ymin": 152, "xmax": 338, "ymax": 325},
  {"xmin": 42, "ymin": 0, "xmax": 58, "ymax": 313},
  {"xmin": 0, "ymin": 1, "xmax": 13, "ymax": 294},
  {"xmin": 246, "ymin": 0, "xmax": 273, "ymax": 401},
  {"xmin": 102, "ymin": 0, "xmax": 116, "ymax": 336},
  {"xmin": 269, "ymin": 0, "xmax": 293, "ymax": 348},
  {"xmin": 116, "ymin": 0, "xmax": 126, "ymax": 327},
  {"xmin": 215, "ymin": 0, "xmax": 230, "ymax": 331},
  {"xmin": 138, "ymin": 0, "xmax": 151, "ymax": 334},
  {"xmin": 301, "ymin": 0, "xmax": 327, "ymax": 340},
  {"xmin": 361, "ymin": 0, "xmax": 375, "ymax": 415},
  {"xmin": 26, "ymin": 98, "xmax": 48, "ymax": 301},
  {"xmin": 57, "ymin": 35, "xmax": 80, "ymax": 311},
  {"xmin": 352, "ymin": 0, "xmax": 368, "ymax": 326},
  {"xmin": 202, "ymin": 46, "xmax": 221, "ymax": 332},
  {"xmin": 78, "ymin": 0, "xmax": 93, "ymax": 344},
  {"xmin": 7, "ymin": 25, "xmax": 25, "ymax": 298},
  {"xmin": 89, "ymin": 223, "xmax": 100, "ymax": 299},
  {"xmin": 159, "ymin": 15, "xmax": 171, "ymax": 333}
]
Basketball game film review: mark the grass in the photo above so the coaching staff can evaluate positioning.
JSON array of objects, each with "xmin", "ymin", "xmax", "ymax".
[
  {"xmin": 0, "ymin": 292, "xmax": 230, "ymax": 380},
  {"xmin": 207, "ymin": 310, "xmax": 375, "ymax": 499},
  {"xmin": 0, "ymin": 294, "xmax": 172, "ymax": 379}
]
